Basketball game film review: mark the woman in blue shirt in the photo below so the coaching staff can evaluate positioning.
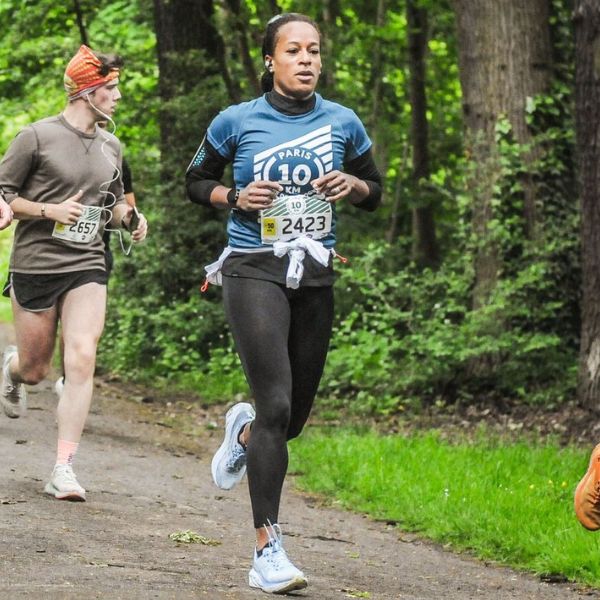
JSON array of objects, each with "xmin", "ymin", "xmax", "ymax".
[{"xmin": 186, "ymin": 12, "xmax": 381, "ymax": 594}]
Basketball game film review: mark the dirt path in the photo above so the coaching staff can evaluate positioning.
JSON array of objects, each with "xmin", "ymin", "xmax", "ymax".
[{"xmin": 0, "ymin": 329, "xmax": 596, "ymax": 599}]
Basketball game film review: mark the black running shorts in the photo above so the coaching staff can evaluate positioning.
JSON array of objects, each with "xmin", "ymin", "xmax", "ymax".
[{"xmin": 2, "ymin": 270, "xmax": 108, "ymax": 312}]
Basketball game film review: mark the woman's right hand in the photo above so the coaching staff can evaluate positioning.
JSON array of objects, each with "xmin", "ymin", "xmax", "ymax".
[
  {"xmin": 235, "ymin": 181, "xmax": 282, "ymax": 211},
  {"xmin": 49, "ymin": 190, "xmax": 85, "ymax": 224}
]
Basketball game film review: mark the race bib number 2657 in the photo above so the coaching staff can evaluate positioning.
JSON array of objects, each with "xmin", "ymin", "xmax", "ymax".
[{"xmin": 52, "ymin": 205, "xmax": 102, "ymax": 244}]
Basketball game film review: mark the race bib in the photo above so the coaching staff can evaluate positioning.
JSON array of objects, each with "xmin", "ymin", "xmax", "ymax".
[
  {"xmin": 260, "ymin": 193, "xmax": 332, "ymax": 244},
  {"xmin": 52, "ymin": 205, "xmax": 102, "ymax": 244}
]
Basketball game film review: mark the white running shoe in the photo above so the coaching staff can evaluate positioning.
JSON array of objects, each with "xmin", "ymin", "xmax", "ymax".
[
  {"xmin": 249, "ymin": 524, "xmax": 307, "ymax": 594},
  {"xmin": 55, "ymin": 376, "xmax": 65, "ymax": 399},
  {"xmin": 44, "ymin": 464, "xmax": 86, "ymax": 501},
  {"xmin": 211, "ymin": 402, "xmax": 255, "ymax": 490},
  {"xmin": 0, "ymin": 345, "xmax": 26, "ymax": 418}
]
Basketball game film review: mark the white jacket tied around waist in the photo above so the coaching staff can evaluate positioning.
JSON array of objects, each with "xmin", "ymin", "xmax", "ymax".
[{"xmin": 204, "ymin": 236, "xmax": 333, "ymax": 289}]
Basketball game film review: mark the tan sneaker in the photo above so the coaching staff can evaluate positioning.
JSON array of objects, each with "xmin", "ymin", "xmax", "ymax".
[
  {"xmin": 574, "ymin": 443, "xmax": 600, "ymax": 530},
  {"xmin": 44, "ymin": 464, "xmax": 86, "ymax": 501},
  {"xmin": 0, "ymin": 345, "xmax": 26, "ymax": 418},
  {"xmin": 54, "ymin": 376, "xmax": 65, "ymax": 399}
]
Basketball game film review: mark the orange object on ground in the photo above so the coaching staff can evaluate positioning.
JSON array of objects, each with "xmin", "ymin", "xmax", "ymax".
[{"xmin": 574, "ymin": 443, "xmax": 600, "ymax": 531}]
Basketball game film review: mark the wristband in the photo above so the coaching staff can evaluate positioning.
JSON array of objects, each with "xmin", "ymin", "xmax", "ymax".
[
  {"xmin": 40, "ymin": 204, "xmax": 46, "ymax": 218},
  {"xmin": 227, "ymin": 188, "xmax": 240, "ymax": 207}
]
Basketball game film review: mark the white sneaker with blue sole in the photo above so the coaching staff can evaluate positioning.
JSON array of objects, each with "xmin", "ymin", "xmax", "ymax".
[
  {"xmin": 211, "ymin": 402, "xmax": 255, "ymax": 490},
  {"xmin": 248, "ymin": 524, "xmax": 307, "ymax": 594}
]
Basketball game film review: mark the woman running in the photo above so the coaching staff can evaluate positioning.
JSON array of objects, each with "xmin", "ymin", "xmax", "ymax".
[{"xmin": 186, "ymin": 13, "xmax": 381, "ymax": 593}]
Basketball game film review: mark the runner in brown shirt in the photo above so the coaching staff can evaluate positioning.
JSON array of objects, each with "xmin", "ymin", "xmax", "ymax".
[{"xmin": 0, "ymin": 45, "xmax": 148, "ymax": 501}]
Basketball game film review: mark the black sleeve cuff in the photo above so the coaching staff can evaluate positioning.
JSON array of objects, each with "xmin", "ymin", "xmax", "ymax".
[
  {"xmin": 345, "ymin": 149, "xmax": 382, "ymax": 212},
  {"xmin": 187, "ymin": 180, "xmax": 222, "ymax": 206},
  {"xmin": 352, "ymin": 180, "xmax": 382, "ymax": 212},
  {"xmin": 185, "ymin": 138, "xmax": 230, "ymax": 207}
]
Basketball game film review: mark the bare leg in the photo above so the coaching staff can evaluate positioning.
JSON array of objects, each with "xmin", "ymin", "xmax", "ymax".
[
  {"xmin": 56, "ymin": 283, "xmax": 106, "ymax": 442},
  {"xmin": 9, "ymin": 290, "xmax": 58, "ymax": 384}
]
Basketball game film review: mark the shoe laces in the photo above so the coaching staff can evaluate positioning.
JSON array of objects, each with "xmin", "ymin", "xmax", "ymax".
[
  {"xmin": 3, "ymin": 366, "xmax": 20, "ymax": 403},
  {"xmin": 4, "ymin": 382, "xmax": 20, "ymax": 402},
  {"xmin": 260, "ymin": 522, "xmax": 294, "ymax": 571},
  {"xmin": 226, "ymin": 443, "xmax": 246, "ymax": 473},
  {"xmin": 55, "ymin": 464, "xmax": 79, "ymax": 485},
  {"xmin": 587, "ymin": 456, "xmax": 600, "ymax": 505},
  {"xmin": 591, "ymin": 479, "xmax": 600, "ymax": 506}
]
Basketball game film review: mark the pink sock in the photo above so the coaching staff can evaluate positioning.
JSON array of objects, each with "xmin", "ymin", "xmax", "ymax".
[{"xmin": 56, "ymin": 439, "xmax": 79, "ymax": 466}]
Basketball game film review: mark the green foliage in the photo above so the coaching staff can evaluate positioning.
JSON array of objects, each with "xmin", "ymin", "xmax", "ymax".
[
  {"xmin": 0, "ymin": 0, "xmax": 157, "ymax": 153},
  {"xmin": 316, "ymin": 79, "xmax": 578, "ymax": 415},
  {"xmin": 168, "ymin": 530, "xmax": 221, "ymax": 545},
  {"xmin": 99, "ymin": 283, "xmax": 249, "ymax": 402},
  {"xmin": 319, "ymin": 241, "xmax": 576, "ymax": 415},
  {"xmin": 290, "ymin": 429, "xmax": 600, "ymax": 586},
  {"xmin": 101, "ymin": 282, "xmax": 223, "ymax": 371},
  {"xmin": 0, "ymin": 1, "xmax": 581, "ymax": 414},
  {"xmin": 0, "ymin": 228, "xmax": 12, "ymax": 322}
]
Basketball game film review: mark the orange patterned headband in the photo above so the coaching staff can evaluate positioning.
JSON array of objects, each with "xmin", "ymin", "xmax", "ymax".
[{"xmin": 64, "ymin": 45, "xmax": 119, "ymax": 100}]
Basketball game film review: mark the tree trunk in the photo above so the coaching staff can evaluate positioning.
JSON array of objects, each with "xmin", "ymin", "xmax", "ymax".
[
  {"xmin": 575, "ymin": 0, "xmax": 600, "ymax": 410},
  {"xmin": 321, "ymin": 0, "xmax": 340, "ymax": 91},
  {"xmin": 368, "ymin": 0, "xmax": 386, "ymax": 156},
  {"xmin": 407, "ymin": 0, "xmax": 439, "ymax": 268},
  {"xmin": 454, "ymin": 0, "xmax": 552, "ymax": 307},
  {"xmin": 214, "ymin": 30, "xmax": 242, "ymax": 105},
  {"xmin": 72, "ymin": 0, "xmax": 89, "ymax": 46},
  {"xmin": 152, "ymin": 0, "xmax": 226, "ymax": 161},
  {"xmin": 386, "ymin": 147, "xmax": 407, "ymax": 244},
  {"xmin": 255, "ymin": 1, "xmax": 281, "ymax": 24},
  {"xmin": 224, "ymin": 0, "xmax": 262, "ymax": 96},
  {"xmin": 151, "ymin": 0, "xmax": 229, "ymax": 296}
]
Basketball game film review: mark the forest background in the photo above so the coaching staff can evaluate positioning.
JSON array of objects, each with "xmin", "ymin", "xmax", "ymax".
[
  {"xmin": 0, "ymin": 0, "xmax": 596, "ymax": 416},
  {"xmin": 4, "ymin": 0, "xmax": 600, "ymax": 589}
]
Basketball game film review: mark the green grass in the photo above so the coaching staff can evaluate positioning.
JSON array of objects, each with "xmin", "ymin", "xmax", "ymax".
[{"xmin": 289, "ymin": 428, "xmax": 600, "ymax": 587}]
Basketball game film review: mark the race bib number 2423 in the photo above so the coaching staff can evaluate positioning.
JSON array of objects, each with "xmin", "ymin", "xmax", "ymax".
[{"xmin": 260, "ymin": 193, "xmax": 332, "ymax": 244}]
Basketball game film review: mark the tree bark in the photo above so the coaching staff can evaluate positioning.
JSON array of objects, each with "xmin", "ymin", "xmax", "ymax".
[
  {"xmin": 152, "ymin": 0, "xmax": 228, "ymax": 159},
  {"xmin": 267, "ymin": 0, "xmax": 280, "ymax": 17},
  {"xmin": 368, "ymin": 0, "xmax": 386, "ymax": 158},
  {"xmin": 72, "ymin": 0, "xmax": 89, "ymax": 46},
  {"xmin": 224, "ymin": 0, "xmax": 262, "ymax": 96},
  {"xmin": 320, "ymin": 0, "xmax": 340, "ymax": 91},
  {"xmin": 386, "ymin": 145, "xmax": 408, "ymax": 244},
  {"xmin": 575, "ymin": 0, "xmax": 600, "ymax": 410},
  {"xmin": 407, "ymin": 0, "xmax": 439, "ymax": 268},
  {"xmin": 454, "ymin": 0, "xmax": 553, "ymax": 307},
  {"xmin": 151, "ymin": 0, "xmax": 228, "ymax": 296}
]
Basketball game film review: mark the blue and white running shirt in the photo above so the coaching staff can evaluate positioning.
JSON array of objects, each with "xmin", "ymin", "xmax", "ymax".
[{"xmin": 204, "ymin": 93, "xmax": 372, "ymax": 249}]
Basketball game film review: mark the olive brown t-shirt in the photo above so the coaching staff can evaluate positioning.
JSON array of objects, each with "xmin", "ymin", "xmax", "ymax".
[{"xmin": 0, "ymin": 114, "xmax": 126, "ymax": 274}]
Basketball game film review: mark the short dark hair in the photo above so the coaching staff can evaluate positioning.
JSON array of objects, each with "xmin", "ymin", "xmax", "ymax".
[
  {"xmin": 94, "ymin": 51, "xmax": 124, "ymax": 77},
  {"xmin": 260, "ymin": 13, "xmax": 321, "ymax": 93}
]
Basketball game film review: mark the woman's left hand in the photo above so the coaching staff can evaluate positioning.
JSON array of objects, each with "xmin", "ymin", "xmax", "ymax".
[{"xmin": 311, "ymin": 171, "xmax": 358, "ymax": 203}]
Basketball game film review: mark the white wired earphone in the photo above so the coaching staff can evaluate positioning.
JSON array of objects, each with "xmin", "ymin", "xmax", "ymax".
[{"xmin": 86, "ymin": 94, "xmax": 134, "ymax": 256}]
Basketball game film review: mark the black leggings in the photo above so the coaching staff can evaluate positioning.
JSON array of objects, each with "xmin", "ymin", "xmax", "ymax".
[{"xmin": 223, "ymin": 276, "xmax": 334, "ymax": 529}]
